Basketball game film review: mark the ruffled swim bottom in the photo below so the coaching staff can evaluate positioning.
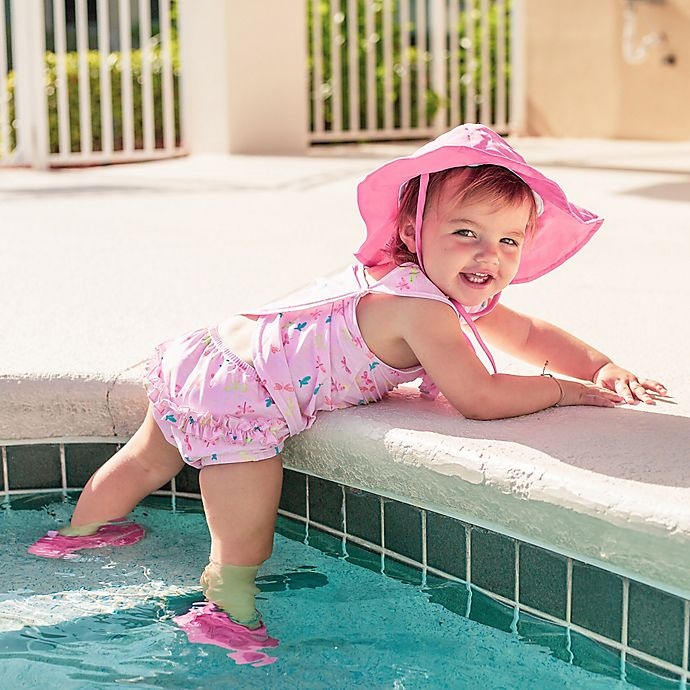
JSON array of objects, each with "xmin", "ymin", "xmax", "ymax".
[{"xmin": 144, "ymin": 327, "xmax": 290, "ymax": 468}]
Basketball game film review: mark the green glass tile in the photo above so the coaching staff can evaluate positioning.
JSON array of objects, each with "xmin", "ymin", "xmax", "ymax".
[
  {"xmin": 167, "ymin": 496, "xmax": 204, "ymax": 514},
  {"xmin": 625, "ymin": 655, "xmax": 683, "ymax": 689},
  {"xmin": 9, "ymin": 492, "xmax": 66, "ymax": 512},
  {"xmin": 305, "ymin": 524, "xmax": 344, "ymax": 557},
  {"xmin": 64, "ymin": 443, "xmax": 118, "ymax": 488},
  {"xmin": 468, "ymin": 588, "xmax": 515, "ymax": 633},
  {"xmin": 140, "ymin": 495, "xmax": 176, "ymax": 511},
  {"xmin": 569, "ymin": 630, "xmax": 622, "ymax": 682},
  {"xmin": 426, "ymin": 511, "xmax": 466, "ymax": 580},
  {"xmin": 627, "ymin": 581, "xmax": 686, "ymax": 667},
  {"xmin": 383, "ymin": 499, "xmax": 422, "ymax": 564},
  {"xmin": 257, "ymin": 566, "xmax": 328, "ymax": 594},
  {"xmin": 308, "ymin": 476, "xmax": 343, "ymax": 532},
  {"xmin": 517, "ymin": 610, "xmax": 571, "ymax": 663},
  {"xmin": 344, "ymin": 541, "xmax": 383, "ymax": 576},
  {"xmin": 6, "ymin": 444, "xmax": 61, "ymax": 490},
  {"xmin": 345, "ymin": 487, "xmax": 381, "ymax": 545},
  {"xmin": 175, "ymin": 464, "xmax": 200, "ymax": 495},
  {"xmin": 280, "ymin": 468, "xmax": 307, "ymax": 517},
  {"xmin": 424, "ymin": 575, "xmax": 470, "ymax": 618},
  {"xmin": 382, "ymin": 555, "xmax": 423, "ymax": 586},
  {"xmin": 518, "ymin": 542, "xmax": 568, "ymax": 620},
  {"xmin": 470, "ymin": 526, "xmax": 516, "ymax": 600},
  {"xmin": 571, "ymin": 561, "xmax": 623, "ymax": 642},
  {"xmin": 275, "ymin": 514, "xmax": 307, "ymax": 543}
]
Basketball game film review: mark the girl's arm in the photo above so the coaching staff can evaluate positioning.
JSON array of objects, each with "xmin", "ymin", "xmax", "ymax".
[
  {"xmin": 399, "ymin": 298, "xmax": 625, "ymax": 420},
  {"xmin": 475, "ymin": 304, "xmax": 667, "ymax": 405}
]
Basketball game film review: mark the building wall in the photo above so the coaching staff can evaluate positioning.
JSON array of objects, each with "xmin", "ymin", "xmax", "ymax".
[{"xmin": 524, "ymin": 0, "xmax": 690, "ymax": 139}]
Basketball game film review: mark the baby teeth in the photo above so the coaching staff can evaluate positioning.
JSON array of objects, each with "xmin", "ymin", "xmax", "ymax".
[{"xmin": 464, "ymin": 272, "xmax": 490, "ymax": 283}]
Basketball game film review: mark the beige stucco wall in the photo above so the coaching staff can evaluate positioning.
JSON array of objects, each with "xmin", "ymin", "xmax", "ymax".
[
  {"xmin": 178, "ymin": 0, "xmax": 308, "ymax": 155},
  {"xmin": 524, "ymin": 0, "xmax": 690, "ymax": 139}
]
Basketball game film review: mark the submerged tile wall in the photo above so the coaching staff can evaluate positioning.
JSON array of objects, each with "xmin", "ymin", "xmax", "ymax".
[{"xmin": 3, "ymin": 442, "xmax": 689, "ymax": 690}]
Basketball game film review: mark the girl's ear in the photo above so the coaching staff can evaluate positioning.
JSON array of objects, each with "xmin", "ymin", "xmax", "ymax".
[{"xmin": 399, "ymin": 223, "xmax": 416, "ymax": 253}]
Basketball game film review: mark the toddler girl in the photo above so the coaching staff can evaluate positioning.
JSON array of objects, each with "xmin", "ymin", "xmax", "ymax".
[{"xmin": 30, "ymin": 124, "xmax": 666, "ymax": 633}]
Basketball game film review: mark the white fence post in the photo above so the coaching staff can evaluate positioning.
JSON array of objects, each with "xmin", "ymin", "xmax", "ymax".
[
  {"xmin": 509, "ymin": 0, "xmax": 526, "ymax": 134},
  {"xmin": 10, "ymin": 0, "xmax": 49, "ymax": 168},
  {"xmin": 430, "ymin": 0, "xmax": 447, "ymax": 133}
]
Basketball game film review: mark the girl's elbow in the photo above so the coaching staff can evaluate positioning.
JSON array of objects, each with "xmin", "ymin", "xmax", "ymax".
[
  {"xmin": 461, "ymin": 407, "xmax": 498, "ymax": 421},
  {"xmin": 450, "ymin": 393, "xmax": 499, "ymax": 421}
]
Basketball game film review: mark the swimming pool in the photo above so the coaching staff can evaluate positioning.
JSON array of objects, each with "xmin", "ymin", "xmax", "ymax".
[{"xmin": 0, "ymin": 487, "xmax": 683, "ymax": 689}]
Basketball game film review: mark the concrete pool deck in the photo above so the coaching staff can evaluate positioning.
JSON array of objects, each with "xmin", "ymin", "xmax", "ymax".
[{"xmin": 1, "ymin": 137, "xmax": 689, "ymax": 595}]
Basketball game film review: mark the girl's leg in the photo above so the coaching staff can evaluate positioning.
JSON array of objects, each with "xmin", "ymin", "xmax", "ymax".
[
  {"xmin": 68, "ymin": 405, "xmax": 185, "ymax": 530},
  {"xmin": 198, "ymin": 455, "xmax": 283, "ymax": 627}
]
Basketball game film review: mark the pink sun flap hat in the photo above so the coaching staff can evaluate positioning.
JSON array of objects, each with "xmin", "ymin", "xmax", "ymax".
[{"xmin": 354, "ymin": 124, "xmax": 604, "ymax": 284}]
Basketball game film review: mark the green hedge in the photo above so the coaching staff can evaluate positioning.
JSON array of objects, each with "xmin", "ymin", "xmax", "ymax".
[
  {"xmin": 308, "ymin": 0, "xmax": 511, "ymax": 133},
  {"xmin": 2, "ymin": 46, "xmax": 180, "ymax": 156}
]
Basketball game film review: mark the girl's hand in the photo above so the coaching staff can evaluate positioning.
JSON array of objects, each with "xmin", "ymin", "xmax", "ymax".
[
  {"xmin": 591, "ymin": 362, "xmax": 668, "ymax": 405},
  {"xmin": 557, "ymin": 379, "xmax": 626, "ymax": 408}
]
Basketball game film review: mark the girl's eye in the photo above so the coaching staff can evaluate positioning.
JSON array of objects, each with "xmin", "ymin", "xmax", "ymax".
[
  {"xmin": 500, "ymin": 237, "xmax": 519, "ymax": 247},
  {"xmin": 454, "ymin": 229, "xmax": 475, "ymax": 237}
]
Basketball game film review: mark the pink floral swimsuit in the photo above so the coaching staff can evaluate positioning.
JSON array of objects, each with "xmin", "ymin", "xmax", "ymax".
[{"xmin": 144, "ymin": 263, "xmax": 494, "ymax": 468}]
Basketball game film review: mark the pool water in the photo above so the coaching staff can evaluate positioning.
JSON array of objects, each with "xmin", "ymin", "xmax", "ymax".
[{"xmin": 0, "ymin": 494, "xmax": 651, "ymax": 689}]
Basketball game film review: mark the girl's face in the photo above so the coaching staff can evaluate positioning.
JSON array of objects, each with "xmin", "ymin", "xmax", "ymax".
[{"xmin": 402, "ymin": 186, "xmax": 532, "ymax": 306}]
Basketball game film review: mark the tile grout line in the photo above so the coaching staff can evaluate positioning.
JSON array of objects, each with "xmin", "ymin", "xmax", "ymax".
[
  {"xmin": 513, "ymin": 540, "xmax": 521, "ymax": 633},
  {"xmin": 170, "ymin": 475, "xmax": 177, "ymax": 511},
  {"xmin": 1, "ymin": 446, "xmax": 8, "ymax": 495},
  {"xmin": 465, "ymin": 525, "xmax": 472, "ymax": 618},
  {"xmin": 1, "ymin": 437, "xmax": 131, "ymax": 446},
  {"xmin": 304, "ymin": 473, "xmax": 310, "ymax": 526},
  {"xmin": 340, "ymin": 484, "xmax": 346, "ymax": 554},
  {"xmin": 566, "ymin": 557, "xmax": 573, "ymax": 625},
  {"xmin": 566, "ymin": 557, "xmax": 574, "ymax": 664},
  {"xmin": 421, "ymin": 509, "xmax": 427, "ymax": 586},
  {"xmin": 59, "ymin": 443, "xmax": 67, "ymax": 491},
  {"xmin": 514, "ymin": 541, "xmax": 520, "ymax": 605},
  {"xmin": 465, "ymin": 525, "xmax": 472, "ymax": 584},
  {"xmin": 379, "ymin": 495, "xmax": 385, "ymax": 572},
  {"xmin": 621, "ymin": 577, "xmax": 629, "ymax": 681},
  {"xmin": 683, "ymin": 599, "xmax": 690, "ymax": 680}
]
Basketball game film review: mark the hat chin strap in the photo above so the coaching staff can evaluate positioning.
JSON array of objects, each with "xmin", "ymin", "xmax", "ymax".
[
  {"xmin": 413, "ymin": 172, "xmax": 498, "ymax": 375},
  {"xmin": 414, "ymin": 173, "xmax": 429, "ymax": 273}
]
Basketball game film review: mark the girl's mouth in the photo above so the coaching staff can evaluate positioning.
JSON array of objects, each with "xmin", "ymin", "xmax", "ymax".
[{"xmin": 460, "ymin": 272, "xmax": 493, "ymax": 287}]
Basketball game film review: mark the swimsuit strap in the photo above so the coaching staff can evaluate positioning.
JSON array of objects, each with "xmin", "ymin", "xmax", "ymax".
[{"xmin": 452, "ymin": 299, "xmax": 498, "ymax": 374}]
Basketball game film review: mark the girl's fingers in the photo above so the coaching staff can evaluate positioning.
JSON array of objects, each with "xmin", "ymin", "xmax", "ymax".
[
  {"xmin": 614, "ymin": 379, "xmax": 638, "ymax": 404},
  {"xmin": 639, "ymin": 379, "xmax": 668, "ymax": 396},
  {"xmin": 632, "ymin": 386, "xmax": 656, "ymax": 405},
  {"xmin": 625, "ymin": 379, "xmax": 661, "ymax": 405},
  {"xmin": 586, "ymin": 386, "xmax": 624, "ymax": 407}
]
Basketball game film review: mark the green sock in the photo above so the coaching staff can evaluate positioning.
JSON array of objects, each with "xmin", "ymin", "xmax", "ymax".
[
  {"xmin": 200, "ymin": 562, "xmax": 261, "ymax": 629},
  {"xmin": 58, "ymin": 517, "xmax": 126, "ymax": 537},
  {"xmin": 58, "ymin": 521, "xmax": 105, "ymax": 537}
]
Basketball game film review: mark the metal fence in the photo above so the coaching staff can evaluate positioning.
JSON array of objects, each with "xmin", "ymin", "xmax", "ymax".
[
  {"xmin": 308, "ymin": 0, "xmax": 521, "ymax": 142},
  {"xmin": 0, "ymin": 0, "xmax": 181, "ymax": 168}
]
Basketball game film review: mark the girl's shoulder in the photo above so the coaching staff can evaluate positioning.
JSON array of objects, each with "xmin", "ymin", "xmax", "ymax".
[{"xmin": 365, "ymin": 262, "xmax": 442, "ymax": 298}]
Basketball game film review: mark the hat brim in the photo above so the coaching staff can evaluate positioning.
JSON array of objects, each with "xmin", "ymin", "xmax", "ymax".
[{"xmin": 354, "ymin": 138, "xmax": 603, "ymax": 284}]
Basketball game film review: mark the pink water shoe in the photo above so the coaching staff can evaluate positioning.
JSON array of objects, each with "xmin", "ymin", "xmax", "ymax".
[
  {"xmin": 173, "ymin": 603, "xmax": 279, "ymax": 667},
  {"xmin": 28, "ymin": 522, "xmax": 145, "ymax": 559}
]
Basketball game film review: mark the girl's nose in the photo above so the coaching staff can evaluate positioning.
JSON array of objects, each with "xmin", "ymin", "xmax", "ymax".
[{"xmin": 474, "ymin": 243, "xmax": 499, "ymax": 264}]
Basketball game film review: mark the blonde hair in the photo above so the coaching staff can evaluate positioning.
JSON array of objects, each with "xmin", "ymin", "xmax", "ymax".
[{"xmin": 388, "ymin": 165, "xmax": 538, "ymax": 265}]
